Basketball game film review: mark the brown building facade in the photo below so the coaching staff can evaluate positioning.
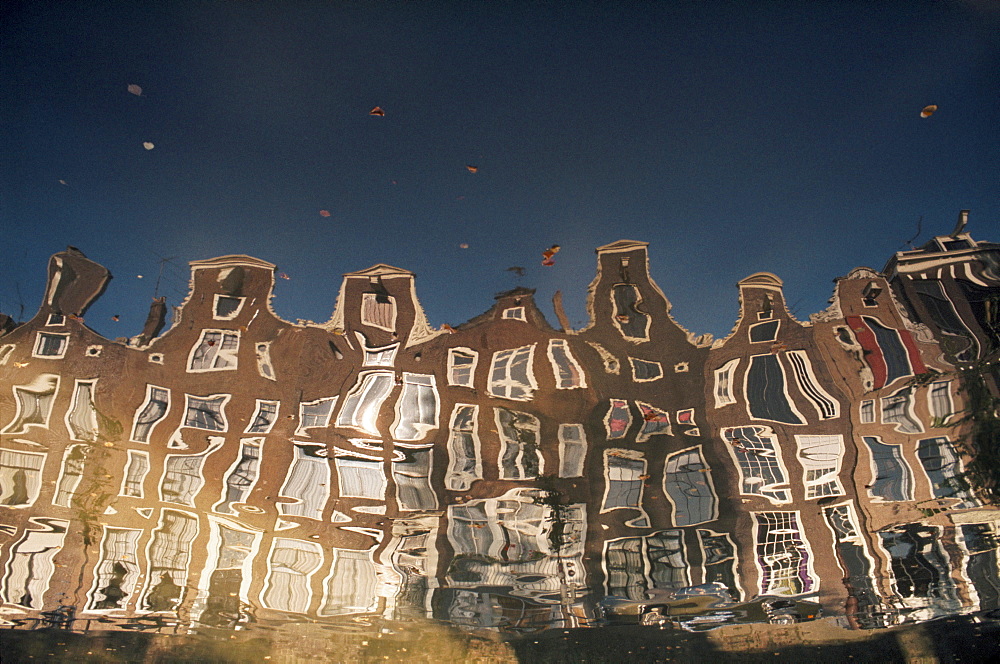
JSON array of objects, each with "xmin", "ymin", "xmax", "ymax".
[{"xmin": 1, "ymin": 229, "xmax": 997, "ymax": 634}]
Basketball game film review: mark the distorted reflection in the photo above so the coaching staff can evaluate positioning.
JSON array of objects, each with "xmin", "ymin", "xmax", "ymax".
[{"xmin": 1, "ymin": 238, "xmax": 998, "ymax": 653}]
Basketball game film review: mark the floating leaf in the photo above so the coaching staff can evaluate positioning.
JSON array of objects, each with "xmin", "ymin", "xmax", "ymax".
[
  {"xmin": 921, "ymin": 104, "xmax": 937, "ymax": 118},
  {"xmin": 127, "ymin": 84, "xmax": 142, "ymax": 96},
  {"xmin": 319, "ymin": 210, "xmax": 331, "ymax": 217},
  {"xmin": 142, "ymin": 142, "xmax": 154, "ymax": 150},
  {"xmin": 542, "ymin": 244, "xmax": 561, "ymax": 266},
  {"xmin": 369, "ymin": 106, "xmax": 385, "ymax": 116}
]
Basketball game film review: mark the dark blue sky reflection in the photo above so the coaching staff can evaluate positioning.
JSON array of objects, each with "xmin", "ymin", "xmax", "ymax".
[{"xmin": 3, "ymin": 0, "xmax": 998, "ymax": 338}]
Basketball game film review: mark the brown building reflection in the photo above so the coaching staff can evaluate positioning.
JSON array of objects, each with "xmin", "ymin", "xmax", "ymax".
[{"xmin": 1, "ymin": 221, "xmax": 998, "ymax": 635}]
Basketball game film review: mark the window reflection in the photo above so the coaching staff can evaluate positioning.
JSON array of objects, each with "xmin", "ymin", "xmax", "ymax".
[
  {"xmin": 3, "ymin": 374, "xmax": 59, "ymax": 435},
  {"xmin": 605, "ymin": 530, "xmax": 688, "ymax": 601},
  {"xmin": 142, "ymin": 509, "xmax": 198, "ymax": 612},
  {"xmin": 862, "ymin": 436, "xmax": 913, "ymax": 501},
  {"xmin": 278, "ymin": 443, "xmax": 331, "ymax": 520},
  {"xmin": 393, "ymin": 445, "xmax": 437, "ymax": 511},
  {"xmin": 87, "ymin": 527, "xmax": 142, "ymax": 611},
  {"xmin": 1, "ymin": 518, "xmax": 69, "ymax": 609},
  {"xmin": 753, "ymin": 511, "xmax": 816, "ymax": 597},
  {"xmin": 0, "ymin": 448, "xmax": 45, "ymax": 506},
  {"xmin": 214, "ymin": 438, "xmax": 263, "ymax": 514},
  {"xmin": 445, "ymin": 404, "xmax": 481, "ymax": 491},
  {"xmin": 496, "ymin": 408, "xmax": 542, "ymax": 480},
  {"xmin": 663, "ymin": 446, "xmax": 717, "ymax": 527},
  {"xmin": 320, "ymin": 548, "xmax": 379, "ymax": 616},
  {"xmin": 261, "ymin": 538, "xmax": 323, "ymax": 614}
]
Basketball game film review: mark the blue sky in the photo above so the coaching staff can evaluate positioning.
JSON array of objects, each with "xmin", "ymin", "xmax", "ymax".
[{"xmin": 2, "ymin": 0, "xmax": 998, "ymax": 340}]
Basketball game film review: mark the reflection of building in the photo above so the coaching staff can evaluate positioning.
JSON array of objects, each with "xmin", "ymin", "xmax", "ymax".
[{"xmin": 1, "ymin": 221, "xmax": 998, "ymax": 635}]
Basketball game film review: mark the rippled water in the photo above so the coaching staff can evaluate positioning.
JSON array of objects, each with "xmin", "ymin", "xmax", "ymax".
[{"xmin": 2, "ymin": 245, "xmax": 999, "ymax": 662}]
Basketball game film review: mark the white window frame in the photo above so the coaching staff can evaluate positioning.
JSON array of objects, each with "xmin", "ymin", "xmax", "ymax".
[
  {"xmin": 65, "ymin": 378, "xmax": 99, "ymax": 442},
  {"xmin": 119, "ymin": 449, "xmax": 150, "ymax": 498},
  {"xmin": 605, "ymin": 398, "xmax": 632, "ymax": 439},
  {"xmin": 361, "ymin": 292, "xmax": 396, "ymax": 331},
  {"xmin": 392, "ymin": 373, "xmax": 439, "ymax": 441},
  {"xmin": 663, "ymin": 445, "xmax": 718, "ymax": 527},
  {"xmin": 495, "ymin": 407, "xmax": 543, "ymax": 480},
  {"xmin": 0, "ymin": 345, "xmax": 14, "ymax": 365},
  {"xmin": 2, "ymin": 517, "xmax": 70, "ymax": 609},
  {"xmin": 182, "ymin": 393, "xmax": 231, "ymax": 431},
  {"xmin": 85, "ymin": 526, "xmax": 144, "ymax": 612},
  {"xmin": 0, "ymin": 448, "xmax": 46, "ymax": 507},
  {"xmin": 548, "ymin": 339, "xmax": 587, "ymax": 389},
  {"xmin": 558, "ymin": 423, "xmax": 587, "ymax": 478},
  {"xmin": 335, "ymin": 451, "xmax": 387, "ymax": 500},
  {"xmin": 255, "ymin": 341, "xmax": 276, "ymax": 380},
  {"xmin": 139, "ymin": 508, "xmax": 199, "ymax": 612},
  {"xmin": 213, "ymin": 437, "xmax": 264, "ymax": 514},
  {"xmin": 32, "ymin": 332, "xmax": 69, "ymax": 359},
  {"xmin": 861, "ymin": 435, "xmax": 914, "ymax": 502},
  {"xmin": 794, "ymin": 434, "xmax": 846, "ymax": 499},
  {"xmin": 131, "ymin": 385, "xmax": 170, "ymax": 443},
  {"xmin": 748, "ymin": 319, "xmax": 780, "ymax": 343},
  {"xmin": 927, "ymin": 381, "xmax": 955, "ymax": 427},
  {"xmin": 629, "ymin": 357, "xmax": 663, "ymax": 382},
  {"xmin": 636, "ymin": 401, "xmax": 672, "ymax": 442},
  {"xmin": 881, "ymin": 386, "xmax": 923, "ymax": 434},
  {"xmin": 336, "ymin": 370, "xmax": 394, "ymax": 435},
  {"xmin": 447, "ymin": 347, "xmax": 479, "ymax": 387},
  {"xmin": 212, "ymin": 294, "xmax": 246, "ymax": 320},
  {"xmin": 187, "ymin": 329, "xmax": 240, "ymax": 372},
  {"xmin": 319, "ymin": 547, "xmax": 380, "ymax": 616},
  {"xmin": 502, "ymin": 306, "xmax": 526, "ymax": 321},
  {"xmin": 676, "ymin": 408, "xmax": 697, "ymax": 427},
  {"xmin": 786, "ymin": 350, "xmax": 840, "ymax": 420},
  {"xmin": 859, "ymin": 400, "xmax": 875, "ymax": 424},
  {"xmin": 610, "ymin": 283, "xmax": 651, "ymax": 342},
  {"xmin": 277, "ymin": 443, "xmax": 331, "ymax": 520},
  {"xmin": 744, "ymin": 353, "xmax": 807, "ymax": 425},
  {"xmin": 3, "ymin": 374, "xmax": 60, "ymax": 435},
  {"xmin": 364, "ymin": 343, "xmax": 398, "ymax": 367},
  {"xmin": 260, "ymin": 538, "xmax": 324, "ymax": 614},
  {"xmin": 697, "ymin": 529, "xmax": 743, "ymax": 602},
  {"xmin": 52, "ymin": 443, "xmax": 88, "ymax": 507},
  {"xmin": 752, "ymin": 510, "xmax": 818, "ymax": 597},
  {"xmin": 296, "ymin": 396, "xmax": 338, "ymax": 436},
  {"xmin": 246, "ymin": 399, "xmax": 280, "ymax": 434},
  {"xmin": 488, "ymin": 344, "xmax": 538, "ymax": 401},
  {"xmin": 392, "ymin": 444, "xmax": 438, "ymax": 511},
  {"xmin": 713, "ymin": 358, "xmax": 740, "ymax": 408},
  {"xmin": 158, "ymin": 437, "xmax": 224, "ymax": 506},
  {"xmin": 722, "ymin": 425, "xmax": 792, "ymax": 505},
  {"xmin": 445, "ymin": 404, "xmax": 482, "ymax": 491},
  {"xmin": 600, "ymin": 448, "xmax": 647, "ymax": 516}
]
